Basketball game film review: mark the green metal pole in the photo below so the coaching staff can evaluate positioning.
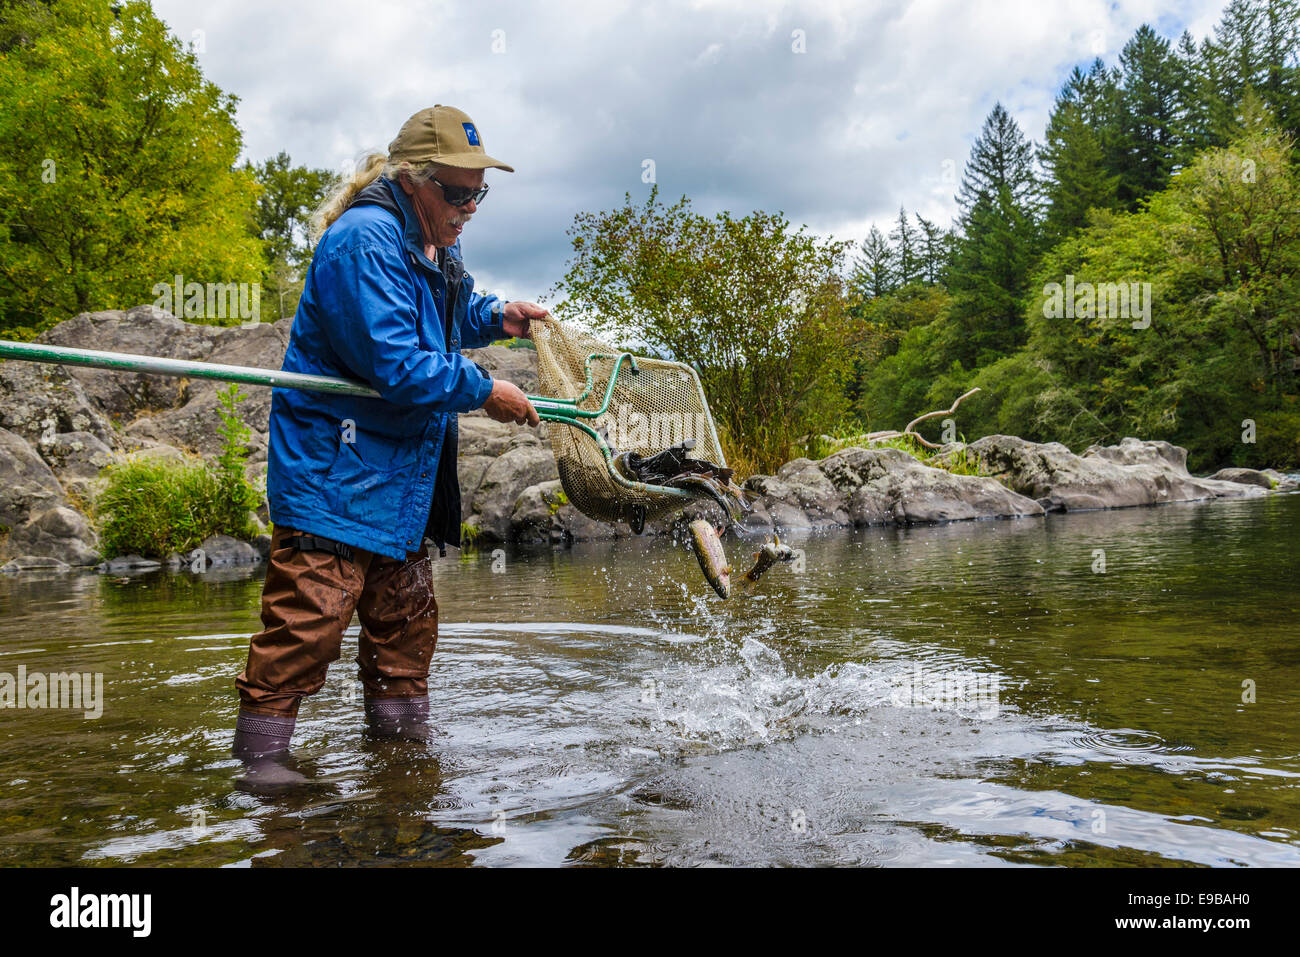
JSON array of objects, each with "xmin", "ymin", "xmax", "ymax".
[
  {"xmin": 0, "ymin": 338, "xmax": 698, "ymax": 502},
  {"xmin": 0, "ymin": 338, "xmax": 589, "ymax": 416}
]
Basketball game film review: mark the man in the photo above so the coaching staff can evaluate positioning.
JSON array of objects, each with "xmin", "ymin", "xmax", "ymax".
[{"xmin": 232, "ymin": 106, "xmax": 543, "ymax": 764}]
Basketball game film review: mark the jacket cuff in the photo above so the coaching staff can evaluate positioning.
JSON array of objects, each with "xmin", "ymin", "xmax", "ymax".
[
  {"xmin": 471, "ymin": 373, "xmax": 495, "ymax": 410},
  {"xmin": 481, "ymin": 300, "xmax": 509, "ymax": 342}
]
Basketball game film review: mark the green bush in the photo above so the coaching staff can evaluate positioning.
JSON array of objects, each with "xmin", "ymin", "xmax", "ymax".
[{"xmin": 94, "ymin": 384, "xmax": 261, "ymax": 559}]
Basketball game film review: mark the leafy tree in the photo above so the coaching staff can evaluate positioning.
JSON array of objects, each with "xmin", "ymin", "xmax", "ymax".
[
  {"xmin": 0, "ymin": 0, "xmax": 264, "ymax": 336},
  {"xmin": 246, "ymin": 152, "xmax": 335, "ymax": 319},
  {"xmin": 1023, "ymin": 104, "xmax": 1299, "ymax": 467},
  {"xmin": 554, "ymin": 187, "xmax": 860, "ymax": 471},
  {"xmin": 247, "ymin": 152, "xmax": 333, "ymax": 267}
]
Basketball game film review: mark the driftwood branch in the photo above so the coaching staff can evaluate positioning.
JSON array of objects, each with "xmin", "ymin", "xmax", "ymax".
[{"xmin": 861, "ymin": 387, "xmax": 981, "ymax": 450}]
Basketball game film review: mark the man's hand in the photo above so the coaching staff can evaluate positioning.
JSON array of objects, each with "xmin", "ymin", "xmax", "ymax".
[
  {"xmin": 482, "ymin": 379, "xmax": 539, "ymax": 427},
  {"xmin": 501, "ymin": 301, "xmax": 547, "ymax": 339}
]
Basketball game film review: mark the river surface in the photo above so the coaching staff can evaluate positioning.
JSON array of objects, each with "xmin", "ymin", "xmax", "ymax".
[{"xmin": 1, "ymin": 493, "xmax": 1298, "ymax": 867}]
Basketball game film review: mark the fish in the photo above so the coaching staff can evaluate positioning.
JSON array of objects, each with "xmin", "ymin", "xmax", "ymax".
[
  {"xmin": 612, "ymin": 440, "xmax": 755, "ymax": 526},
  {"xmin": 739, "ymin": 534, "xmax": 796, "ymax": 589},
  {"xmin": 688, "ymin": 518, "xmax": 731, "ymax": 599},
  {"xmin": 668, "ymin": 472, "xmax": 748, "ymax": 523},
  {"xmin": 687, "ymin": 523, "xmax": 796, "ymax": 599}
]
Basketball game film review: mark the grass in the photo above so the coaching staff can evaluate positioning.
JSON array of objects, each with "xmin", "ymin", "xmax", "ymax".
[
  {"xmin": 805, "ymin": 428, "xmax": 991, "ymax": 478},
  {"xmin": 92, "ymin": 384, "xmax": 261, "ymax": 559}
]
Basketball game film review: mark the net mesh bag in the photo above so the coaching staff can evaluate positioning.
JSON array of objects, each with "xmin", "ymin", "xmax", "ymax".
[{"xmin": 530, "ymin": 316, "xmax": 727, "ymax": 527}]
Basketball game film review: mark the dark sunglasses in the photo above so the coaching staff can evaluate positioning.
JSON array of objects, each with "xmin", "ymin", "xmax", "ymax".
[{"xmin": 427, "ymin": 176, "xmax": 489, "ymax": 207}]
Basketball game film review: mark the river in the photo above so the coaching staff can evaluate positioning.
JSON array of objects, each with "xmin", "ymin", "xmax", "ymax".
[{"xmin": 1, "ymin": 493, "xmax": 1297, "ymax": 866}]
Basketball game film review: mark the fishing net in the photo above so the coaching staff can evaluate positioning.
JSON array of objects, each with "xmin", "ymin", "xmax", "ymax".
[{"xmin": 530, "ymin": 316, "xmax": 727, "ymax": 528}]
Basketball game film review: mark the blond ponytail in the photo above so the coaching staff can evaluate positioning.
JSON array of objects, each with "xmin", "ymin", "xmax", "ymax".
[{"xmin": 310, "ymin": 153, "xmax": 442, "ymax": 245}]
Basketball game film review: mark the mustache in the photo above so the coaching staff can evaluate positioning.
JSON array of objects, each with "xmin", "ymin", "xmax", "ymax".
[{"xmin": 450, "ymin": 212, "xmax": 473, "ymax": 227}]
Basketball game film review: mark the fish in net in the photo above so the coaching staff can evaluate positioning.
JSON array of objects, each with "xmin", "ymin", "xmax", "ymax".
[{"xmin": 529, "ymin": 317, "xmax": 791, "ymax": 598}]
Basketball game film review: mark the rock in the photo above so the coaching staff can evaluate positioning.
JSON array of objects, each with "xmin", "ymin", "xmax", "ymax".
[
  {"xmin": 1, "ymin": 555, "xmax": 71, "ymax": 573},
  {"xmin": 11, "ymin": 507, "xmax": 100, "ymax": 566},
  {"xmin": 0, "ymin": 358, "xmax": 118, "ymax": 451},
  {"xmin": 773, "ymin": 458, "xmax": 853, "ymax": 525},
  {"xmin": 0, "ymin": 429, "xmax": 100, "ymax": 565},
  {"xmin": 743, "ymin": 447, "xmax": 1043, "ymax": 531},
  {"xmin": 164, "ymin": 551, "xmax": 185, "ymax": 569},
  {"xmin": 38, "ymin": 307, "xmax": 219, "ymax": 418},
  {"xmin": 458, "ymin": 415, "xmax": 518, "ymax": 457},
  {"xmin": 461, "ymin": 438, "xmax": 560, "ymax": 542},
  {"xmin": 1262, "ymin": 468, "xmax": 1300, "ymax": 491},
  {"xmin": 119, "ymin": 443, "xmax": 189, "ymax": 465},
  {"xmin": 251, "ymin": 534, "xmax": 272, "ymax": 559},
  {"xmin": 464, "ymin": 343, "xmax": 539, "ymax": 393},
  {"xmin": 197, "ymin": 534, "xmax": 260, "ymax": 567},
  {"xmin": 457, "ymin": 454, "xmax": 497, "ymax": 519},
  {"xmin": 39, "ymin": 430, "xmax": 115, "ymax": 480},
  {"xmin": 968, "ymin": 435, "xmax": 1264, "ymax": 511},
  {"xmin": 837, "ymin": 447, "xmax": 1042, "ymax": 526},
  {"xmin": 0, "ymin": 428, "xmax": 69, "ymax": 528},
  {"xmin": 510, "ymin": 480, "xmax": 618, "ymax": 545},
  {"xmin": 98, "ymin": 554, "xmax": 162, "ymax": 573},
  {"xmin": 39, "ymin": 431, "xmax": 115, "ymax": 503},
  {"xmin": 1208, "ymin": 467, "xmax": 1299, "ymax": 491}
]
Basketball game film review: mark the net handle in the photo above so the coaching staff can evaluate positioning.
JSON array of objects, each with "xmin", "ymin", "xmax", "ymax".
[{"xmin": 0, "ymin": 338, "xmax": 696, "ymax": 501}]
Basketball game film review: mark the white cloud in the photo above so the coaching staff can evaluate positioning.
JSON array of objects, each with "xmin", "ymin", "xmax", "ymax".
[{"xmin": 153, "ymin": 0, "xmax": 1228, "ymax": 301}]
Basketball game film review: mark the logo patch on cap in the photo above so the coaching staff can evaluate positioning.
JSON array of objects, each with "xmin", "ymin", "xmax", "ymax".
[{"xmin": 462, "ymin": 122, "xmax": 480, "ymax": 146}]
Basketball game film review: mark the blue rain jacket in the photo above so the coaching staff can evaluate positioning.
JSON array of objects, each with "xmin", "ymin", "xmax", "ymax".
[{"xmin": 266, "ymin": 176, "xmax": 506, "ymax": 559}]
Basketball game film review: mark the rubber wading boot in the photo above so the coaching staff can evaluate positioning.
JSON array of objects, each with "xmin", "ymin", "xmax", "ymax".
[
  {"xmin": 232, "ymin": 710, "xmax": 309, "ymax": 791},
  {"xmin": 365, "ymin": 696, "xmax": 430, "ymax": 740},
  {"xmin": 233, "ymin": 710, "xmax": 295, "ymax": 757}
]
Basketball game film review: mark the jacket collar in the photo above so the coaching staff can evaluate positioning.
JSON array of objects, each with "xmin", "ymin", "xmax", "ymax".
[{"xmin": 351, "ymin": 176, "xmax": 463, "ymax": 271}]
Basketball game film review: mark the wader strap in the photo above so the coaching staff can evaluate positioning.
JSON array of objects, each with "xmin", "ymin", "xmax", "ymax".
[{"xmin": 283, "ymin": 534, "xmax": 354, "ymax": 562}]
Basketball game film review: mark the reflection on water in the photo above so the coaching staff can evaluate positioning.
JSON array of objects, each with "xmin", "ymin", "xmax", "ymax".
[{"xmin": 1, "ymin": 493, "xmax": 1298, "ymax": 866}]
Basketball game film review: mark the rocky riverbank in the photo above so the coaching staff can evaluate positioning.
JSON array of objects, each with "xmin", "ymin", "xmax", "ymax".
[{"xmin": 0, "ymin": 308, "xmax": 1294, "ymax": 571}]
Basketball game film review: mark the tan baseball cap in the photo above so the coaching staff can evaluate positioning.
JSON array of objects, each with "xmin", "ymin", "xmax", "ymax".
[{"xmin": 387, "ymin": 105, "xmax": 514, "ymax": 172}]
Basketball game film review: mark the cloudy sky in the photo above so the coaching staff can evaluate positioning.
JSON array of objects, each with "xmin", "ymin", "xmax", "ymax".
[{"xmin": 153, "ymin": 0, "xmax": 1226, "ymax": 302}]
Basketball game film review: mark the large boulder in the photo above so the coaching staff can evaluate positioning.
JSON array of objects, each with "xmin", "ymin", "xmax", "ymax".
[
  {"xmin": 460, "ymin": 434, "xmax": 560, "ymax": 543},
  {"xmin": 509, "ymin": 480, "xmax": 619, "ymax": 545},
  {"xmin": 968, "ymin": 435, "xmax": 1265, "ymax": 510},
  {"xmin": 0, "ymin": 428, "xmax": 99, "ymax": 566},
  {"xmin": 11, "ymin": 506, "xmax": 100, "ymax": 567},
  {"xmin": 36, "ymin": 307, "xmax": 219, "ymax": 419},
  {"xmin": 1207, "ymin": 467, "xmax": 1299, "ymax": 491},
  {"xmin": 741, "ymin": 446, "xmax": 1043, "ymax": 531},
  {"xmin": 0, "ymin": 357, "xmax": 118, "ymax": 451}
]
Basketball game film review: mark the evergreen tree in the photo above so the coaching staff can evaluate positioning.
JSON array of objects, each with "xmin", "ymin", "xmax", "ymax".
[
  {"xmin": 889, "ymin": 207, "xmax": 920, "ymax": 286},
  {"xmin": 853, "ymin": 225, "xmax": 896, "ymax": 298},
  {"xmin": 1114, "ymin": 25, "xmax": 1185, "ymax": 206},
  {"xmin": 1199, "ymin": 0, "xmax": 1300, "ymax": 139},
  {"xmin": 1040, "ymin": 100, "xmax": 1120, "ymax": 244},
  {"xmin": 914, "ymin": 213, "xmax": 949, "ymax": 286},
  {"xmin": 955, "ymin": 102, "xmax": 1040, "ymax": 222},
  {"xmin": 945, "ymin": 104, "xmax": 1041, "ymax": 366}
]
